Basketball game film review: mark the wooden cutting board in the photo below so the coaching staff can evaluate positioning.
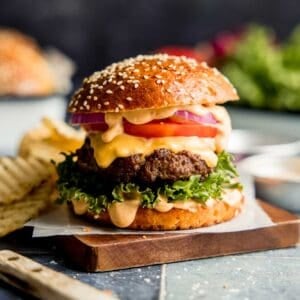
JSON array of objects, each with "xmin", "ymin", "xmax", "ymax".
[{"xmin": 57, "ymin": 201, "xmax": 299, "ymax": 272}]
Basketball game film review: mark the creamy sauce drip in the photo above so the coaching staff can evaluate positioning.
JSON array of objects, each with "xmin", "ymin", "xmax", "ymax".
[
  {"xmin": 107, "ymin": 199, "xmax": 140, "ymax": 228},
  {"xmin": 72, "ymin": 189, "xmax": 242, "ymax": 228},
  {"xmin": 72, "ymin": 200, "xmax": 88, "ymax": 215},
  {"xmin": 102, "ymin": 104, "xmax": 231, "ymax": 147},
  {"xmin": 155, "ymin": 196, "xmax": 200, "ymax": 213}
]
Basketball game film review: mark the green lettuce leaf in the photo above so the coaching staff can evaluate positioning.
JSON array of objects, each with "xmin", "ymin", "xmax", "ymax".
[
  {"xmin": 160, "ymin": 151, "xmax": 241, "ymax": 203},
  {"xmin": 221, "ymin": 24, "xmax": 300, "ymax": 111},
  {"xmin": 56, "ymin": 151, "xmax": 242, "ymax": 213}
]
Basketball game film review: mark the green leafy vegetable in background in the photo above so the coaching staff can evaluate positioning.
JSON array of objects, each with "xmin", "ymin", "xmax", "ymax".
[
  {"xmin": 221, "ymin": 24, "xmax": 300, "ymax": 111},
  {"xmin": 56, "ymin": 151, "xmax": 242, "ymax": 213}
]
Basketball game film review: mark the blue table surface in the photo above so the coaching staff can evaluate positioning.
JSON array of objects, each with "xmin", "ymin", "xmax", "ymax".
[{"xmin": 0, "ymin": 107, "xmax": 299, "ymax": 300}]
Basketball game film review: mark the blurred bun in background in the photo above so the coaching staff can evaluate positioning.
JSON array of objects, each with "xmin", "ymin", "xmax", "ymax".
[{"xmin": 0, "ymin": 28, "xmax": 55, "ymax": 96}]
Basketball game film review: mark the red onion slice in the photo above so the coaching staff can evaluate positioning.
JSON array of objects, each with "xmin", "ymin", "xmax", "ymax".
[
  {"xmin": 173, "ymin": 111, "xmax": 217, "ymax": 124},
  {"xmin": 70, "ymin": 112, "xmax": 105, "ymax": 124},
  {"xmin": 71, "ymin": 110, "xmax": 217, "ymax": 128}
]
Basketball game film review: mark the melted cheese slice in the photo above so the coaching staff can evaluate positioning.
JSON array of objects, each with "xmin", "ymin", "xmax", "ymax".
[{"xmin": 90, "ymin": 134, "xmax": 218, "ymax": 168}]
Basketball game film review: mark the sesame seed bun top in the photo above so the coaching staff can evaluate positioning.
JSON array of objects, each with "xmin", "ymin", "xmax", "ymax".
[{"xmin": 68, "ymin": 54, "xmax": 239, "ymax": 113}]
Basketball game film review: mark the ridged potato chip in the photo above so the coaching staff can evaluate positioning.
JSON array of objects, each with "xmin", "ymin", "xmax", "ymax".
[
  {"xmin": 0, "ymin": 181, "xmax": 55, "ymax": 237},
  {"xmin": 19, "ymin": 117, "xmax": 85, "ymax": 163},
  {"xmin": 0, "ymin": 157, "xmax": 52, "ymax": 205}
]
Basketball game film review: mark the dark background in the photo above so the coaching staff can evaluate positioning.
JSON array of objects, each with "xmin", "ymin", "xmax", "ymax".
[{"xmin": 1, "ymin": 0, "xmax": 299, "ymax": 83}]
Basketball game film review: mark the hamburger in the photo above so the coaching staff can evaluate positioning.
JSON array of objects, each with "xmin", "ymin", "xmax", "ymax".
[{"xmin": 56, "ymin": 54, "xmax": 243, "ymax": 230}]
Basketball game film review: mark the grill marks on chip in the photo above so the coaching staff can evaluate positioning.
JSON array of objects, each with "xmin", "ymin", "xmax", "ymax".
[
  {"xmin": 0, "ymin": 157, "xmax": 52, "ymax": 204},
  {"xmin": 0, "ymin": 181, "xmax": 55, "ymax": 237}
]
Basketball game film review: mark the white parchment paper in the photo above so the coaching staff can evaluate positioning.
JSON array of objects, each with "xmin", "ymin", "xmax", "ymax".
[{"xmin": 27, "ymin": 172, "xmax": 274, "ymax": 237}]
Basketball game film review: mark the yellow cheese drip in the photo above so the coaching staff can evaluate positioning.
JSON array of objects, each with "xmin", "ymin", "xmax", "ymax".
[{"xmin": 90, "ymin": 133, "xmax": 218, "ymax": 168}]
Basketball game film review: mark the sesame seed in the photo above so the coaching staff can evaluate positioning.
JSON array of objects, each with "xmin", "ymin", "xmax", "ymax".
[
  {"xmin": 77, "ymin": 94, "xmax": 81, "ymax": 98},
  {"xmin": 155, "ymin": 75, "xmax": 162, "ymax": 79},
  {"xmin": 190, "ymin": 92, "xmax": 197, "ymax": 99},
  {"xmin": 118, "ymin": 104, "xmax": 124, "ymax": 109},
  {"xmin": 90, "ymin": 89, "xmax": 94, "ymax": 94},
  {"xmin": 120, "ymin": 85, "xmax": 125, "ymax": 90},
  {"xmin": 104, "ymin": 101, "xmax": 110, "ymax": 105},
  {"xmin": 83, "ymin": 100, "xmax": 88, "ymax": 105},
  {"xmin": 126, "ymin": 97, "xmax": 133, "ymax": 101},
  {"xmin": 87, "ymin": 95, "xmax": 91, "ymax": 99},
  {"xmin": 134, "ymin": 83, "xmax": 139, "ymax": 88},
  {"xmin": 143, "ymin": 75, "xmax": 149, "ymax": 79},
  {"xmin": 212, "ymin": 68, "xmax": 219, "ymax": 75},
  {"xmin": 115, "ymin": 107, "xmax": 120, "ymax": 112},
  {"xmin": 106, "ymin": 90, "xmax": 113, "ymax": 94},
  {"xmin": 117, "ymin": 81, "xmax": 123, "ymax": 85},
  {"xmin": 223, "ymin": 75, "xmax": 231, "ymax": 84},
  {"xmin": 200, "ymin": 62, "xmax": 208, "ymax": 68},
  {"xmin": 97, "ymin": 104, "xmax": 102, "ymax": 109},
  {"xmin": 93, "ymin": 96, "xmax": 98, "ymax": 101}
]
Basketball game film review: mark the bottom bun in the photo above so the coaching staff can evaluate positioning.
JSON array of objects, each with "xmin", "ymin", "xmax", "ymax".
[{"xmin": 73, "ymin": 190, "xmax": 244, "ymax": 230}]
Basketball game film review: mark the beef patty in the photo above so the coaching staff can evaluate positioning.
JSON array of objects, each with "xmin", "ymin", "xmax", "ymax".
[{"xmin": 76, "ymin": 138, "xmax": 212, "ymax": 184}]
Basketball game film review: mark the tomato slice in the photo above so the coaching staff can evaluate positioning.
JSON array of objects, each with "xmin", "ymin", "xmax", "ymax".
[
  {"xmin": 83, "ymin": 119, "xmax": 218, "ymax": 138},
  {"xmin": 123, "ymin": 121, "xmax": 217, "ymax": 138}
]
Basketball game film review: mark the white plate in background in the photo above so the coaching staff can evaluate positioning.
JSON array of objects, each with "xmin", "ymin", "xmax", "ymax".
[{"xmin": 228, "ymin": 129, "xmax": 300, "ymax": 156}]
